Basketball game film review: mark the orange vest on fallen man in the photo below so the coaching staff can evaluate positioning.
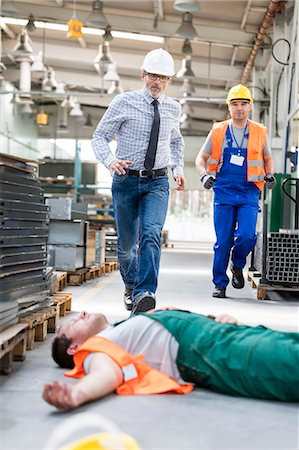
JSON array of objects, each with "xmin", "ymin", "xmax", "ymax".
[{"xmin": 65, "ymin": 336, "xmax": 193, "ymax": 395}]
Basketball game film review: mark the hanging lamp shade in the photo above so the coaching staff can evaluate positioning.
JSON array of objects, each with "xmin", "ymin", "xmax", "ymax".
[
  {"xmin": 31, "ymin": 51, "xmax": 46, "ymax": 72},
  {"xmin": 176, "ymin": 57, "xmax": 195, "ymax": 78},
  {"xmin": 86, "ymin": 1, "xmax": 108, "ymax": 28},
  {"xmin": 174, "ymin": 0, "xmax": 199, "ymax": 12},
  {"xmin": 175, "ymin": 12, "xmax": 198, "ymax": 39},
  {"xmin": 13, "ymin": 30, "xmax": 33, "ymax": 57},
  {"xmin": 69, "ymin": 99, "xmax": 83, "ymax": 117},
  {"xmin": 20, "ymin": 100, "xmax": 34, "ymax": 115},
  {"xmin": 26, "ymin": 14, "xmax": 36, "ymax": 32},
  {"xmin": 94, "ymin": 42, "xmax": 113, "ymax": 73},
  {"xmin": 103, "ymin": 63, "xmax": 119, "ymax": 82},
  {"xmin": 103, "ymin": 25, "xmax": 113, "ymax": 42},
  {"xmin": 55, "ymin": 83, "xmax": 66, "ymax": 94},
  {"xmin": 42, "ymin": 71, "xmax": 52, "ymax": 92}
]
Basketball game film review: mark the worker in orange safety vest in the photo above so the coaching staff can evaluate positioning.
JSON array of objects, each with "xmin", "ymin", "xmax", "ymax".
[{"xmin": 195, "ymin": 84, "xmax": 276, "ymax": 299}]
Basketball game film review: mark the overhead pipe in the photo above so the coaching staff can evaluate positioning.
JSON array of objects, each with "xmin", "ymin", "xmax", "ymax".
[{"xmin": 241, "ymin": 0, "xmax": 285, "ymax": 85}]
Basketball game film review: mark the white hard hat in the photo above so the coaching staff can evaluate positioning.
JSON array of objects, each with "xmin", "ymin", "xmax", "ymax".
[{"xmin": 141, "ymin": 48, "xmax": 175, "ymax": 76}]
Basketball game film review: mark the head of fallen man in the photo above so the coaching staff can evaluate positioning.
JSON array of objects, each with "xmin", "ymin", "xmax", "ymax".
[{"xmin": 52, "ymin": 311, "xmax": 109, "ymax": 369}]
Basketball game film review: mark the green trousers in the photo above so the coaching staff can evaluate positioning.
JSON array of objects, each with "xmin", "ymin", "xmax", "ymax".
[{"xmin": 144, "ymin": 310, "xmax": 299, "ymax": 401}]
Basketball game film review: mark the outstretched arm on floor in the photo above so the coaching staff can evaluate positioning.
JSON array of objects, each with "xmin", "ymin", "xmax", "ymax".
[{"xmin": 43, "ymin": 353, "xmax": 123, "ymax": 410}]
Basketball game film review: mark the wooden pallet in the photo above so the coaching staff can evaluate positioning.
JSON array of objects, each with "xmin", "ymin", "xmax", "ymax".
[
  {"xmin": 104, "ymin": 261, "xmax": 118, "ymax": 273},
  {"xmin": 19, "ymin": 305, "xmax": 59, "ymax": 350},
  {"xmin": 53, "ymin": 271, "xmax": 68, "ymax": 292},
  {"xmin": 51, "ymin": 292, "xmax": 72, "ymax": 316},
  {"xmin": 85, "ymin": 263, "xmax": 106, "ymax": 281},
  {"xmin": 67, "ymin": 268, "xmax": 88, "ymax": 286},
  {"xmin": 0, "ymin": 323, "xmax": 28, "ymax": 375},
  {"xmin": 247, "ymin": 270, "xmax": 262, "ymax": 289},
  {"xmin": 257, "ymin": 283, "xmax": 299, "ymax": 301}
]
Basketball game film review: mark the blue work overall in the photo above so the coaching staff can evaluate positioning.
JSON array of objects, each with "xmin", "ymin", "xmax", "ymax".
[{"xmin": 212, "ymin": 123, "xmax": 260, "ymax": 288}]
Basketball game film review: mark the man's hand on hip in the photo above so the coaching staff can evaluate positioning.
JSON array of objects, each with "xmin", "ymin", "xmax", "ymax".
[
  {"xmin": 200, "ymin": 172, "xmax": 216, "ymax": 189},
  {"xmin": 264, "ymin": 174, "xmax": 276, "ymax": 189},
  {"xmin": 109, "ymin": 160, "xmax": 133, "ymax": 175}
]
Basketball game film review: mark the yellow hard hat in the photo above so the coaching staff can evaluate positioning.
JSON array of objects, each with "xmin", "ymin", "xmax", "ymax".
[
  {"xmin": 62, "ymin": 432, "xmax": 140, "ymax": 450},
  {"xmin": 226, "ymin": 84, "xmax": 253, "ymax": 104}
]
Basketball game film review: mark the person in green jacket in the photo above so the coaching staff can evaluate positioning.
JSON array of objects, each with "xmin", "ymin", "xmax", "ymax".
[{"xmin": 43, "ymin": 309, "xmax": 299, "ymax": 410}]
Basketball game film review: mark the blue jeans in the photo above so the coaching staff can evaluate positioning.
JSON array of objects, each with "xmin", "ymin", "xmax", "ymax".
[{"xmin": 112, "ymin": 173, "xmax": 169, "ymax": 300}]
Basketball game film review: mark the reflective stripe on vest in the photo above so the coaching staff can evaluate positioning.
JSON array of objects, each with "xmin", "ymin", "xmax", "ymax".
[
  {"xmin": 208, "ymin": 119, "xmax": 267, "ymax": 191},
  {"xmin": 65, "ymin": 336, "xmax": 193, "ymax": 395}
]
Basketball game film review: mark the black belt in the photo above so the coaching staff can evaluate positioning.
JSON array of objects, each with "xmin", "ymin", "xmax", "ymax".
[{"xmin": 125, "ymin": 168, "xmax": 168, "ymax": 178}]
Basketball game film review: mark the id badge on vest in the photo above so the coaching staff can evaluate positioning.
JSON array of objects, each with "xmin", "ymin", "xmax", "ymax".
[{"xmin": 230, "ymin": 154, "xmax": 245, "ymax": 166}]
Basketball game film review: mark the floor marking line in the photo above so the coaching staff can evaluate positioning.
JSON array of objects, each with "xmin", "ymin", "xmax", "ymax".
[{"xmin": 73, "ymin": 272, "xmax": 119, "ymax": 307}]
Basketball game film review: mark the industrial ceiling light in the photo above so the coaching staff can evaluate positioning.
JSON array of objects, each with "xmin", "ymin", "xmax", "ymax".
[
  {"xmin": 13, "ymin": 30, "xmax": 33, "ymax": 56},
  {"xmin": 176, "ymin": 56, "xmax": 195, "ymax": 78},
  {"xmin": 86, "ymin": 1, "xmax": 108, "ymax": 28},
  {"xmin": 31, "ymin": 51, "xmax": 46, "ymax": 72},
  {"xmin": 84, "ymin": 113, "xmax": 93, "ymax": 128},
  {"xmin": 107, "ymin": 80, "xmax": 123, "ymax": 95},
  {"xmin": 182, "ymin": 38, "xmax": 192, "ymax": 56},
  {"xmin": 48, "ymin": 67, "xmax": 58, "ymax": 88},
  {"xmin": 55, "ymin": 82, "xmax": 66, "ymax": 94},
  {"xmin": 1, "ymin": 1, "xmax": 20, "ymax": 16},
  {"xmin": 174, "ymin": 0, "xmax": 199, "ymax": 12},
  {"xmin": 94, "ymin": 41, "xmax": 113, "ymax": 73},
  {"xmin": 175, "ymin": 12, "xmax": 198, "ymax": 39},
  {"xmin": 103, "ymin": 63, "xmax": 119, "ymax": 82},
  {"xmin": 69, "ymin": 98, "xmax": 83, "ymax": 117},
  {"xmin": 103, "ymin": 25, "xmax": 113, "ymax": 42},
  {"xmin": 61, "ymin": 95, "xmax": 76, "ymax": 108},
  {"xmin": 25, "ymin": 14, "xmax": 36, "ymax": 32},
  {"xmin": 20, "ymin": 99, "xmax": 34, "ymax": 114}
]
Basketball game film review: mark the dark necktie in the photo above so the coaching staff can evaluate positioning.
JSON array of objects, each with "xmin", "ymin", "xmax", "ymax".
[{"xmin": 144, "ymin": 99, "xmax": 160, "ymax": 171}]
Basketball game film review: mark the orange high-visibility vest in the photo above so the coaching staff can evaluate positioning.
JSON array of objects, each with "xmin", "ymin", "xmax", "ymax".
[
  {"xmin": 208, "ymin": 119, "xmax": 267, "ymax": 191},
  {"xmin": 65, "ymin": 336, "xmax": 193, "ymax": 395}
]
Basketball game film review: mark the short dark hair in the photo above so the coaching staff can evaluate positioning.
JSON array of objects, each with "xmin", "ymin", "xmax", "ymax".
[{"xmin": 51, "ymin": 334, "xmax": 74, "ymax": 369}]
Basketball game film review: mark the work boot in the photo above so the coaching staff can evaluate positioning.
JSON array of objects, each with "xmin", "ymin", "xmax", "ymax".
[
  {"xmin": 212, "ymin": 286, "xmax": 226, "ymax": 298},
  {"xmin": 123, "ymin": 287, "xmax": 133, "ymax": 311},
  {"xmin": 130, "ymin": 291, "xmax": 156, "ymax": 315},
  {"xmin": 231, "ymin": 265, "xmax": 245, "ymax": 289}
]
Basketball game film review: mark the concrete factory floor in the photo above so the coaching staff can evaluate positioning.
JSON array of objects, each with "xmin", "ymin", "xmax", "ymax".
[{"xmin": 1, "ymin": 242, "xmax": 299, "ymax": 450}]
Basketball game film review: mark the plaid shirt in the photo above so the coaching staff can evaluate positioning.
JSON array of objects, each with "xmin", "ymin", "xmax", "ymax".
[{"xmin": 92, "ymin": 88, "xmax": 185, "ymax": 177}]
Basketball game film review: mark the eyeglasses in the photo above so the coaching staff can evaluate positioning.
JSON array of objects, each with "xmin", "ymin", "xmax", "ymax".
[{"xmin": 145, "ymin": 72, "xmax": 170, "ymax": 83}]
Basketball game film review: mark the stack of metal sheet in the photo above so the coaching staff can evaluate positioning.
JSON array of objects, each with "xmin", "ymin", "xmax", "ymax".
[
  {"xmin": 0, "ymin": 153, "xmax": 51, "ymax": 330},
  {"xmin": 105, "ymin": 232, "xmax": 117, "ymax": 262}
]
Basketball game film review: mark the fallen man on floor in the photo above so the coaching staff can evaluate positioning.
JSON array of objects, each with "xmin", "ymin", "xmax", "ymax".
[{"xmin": 43, "ymin": 308, "xmax": 299, "ymax": 409}]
